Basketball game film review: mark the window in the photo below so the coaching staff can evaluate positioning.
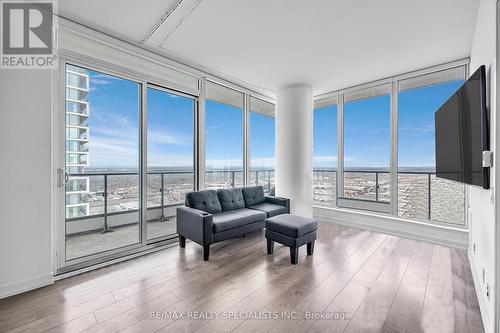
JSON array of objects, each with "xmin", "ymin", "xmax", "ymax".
[
  {"xmin": 398, "ymin": 67, "xmax": 466, "ymax": 224},
  {"xmin": 312, "ymin": 64, "xmax": 467, "ymax": 226},
  {"xmin": 249, "ymin": 97, "xmax": 275, "ymax": 193},
  {"xmin": 341, "ymin": 85, "xmax": 391, "ymax": 213},
  {"xmin": 205, "ymin": 82, "xmax": 244, "ymax": 188},
  {"xmin": 313, "ymin": 97, "xmax": 338, "ymax": 207},
  {"xmin": 146, "ymin": 86, "xmax": 196, "ymax": 240}
]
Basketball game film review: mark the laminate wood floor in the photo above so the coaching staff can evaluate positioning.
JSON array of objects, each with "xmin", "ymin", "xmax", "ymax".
[{"xmin": 0, "ymin": 222, "xmax": 484, "ymax": 333}]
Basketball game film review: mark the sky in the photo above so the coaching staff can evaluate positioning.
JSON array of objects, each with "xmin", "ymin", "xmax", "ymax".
[
  {"xmin": 84, "ymin": 69, "xmax": 275, "ymax": 170},
  {"xmin": 313, "ymin": 80, "xmax": 464, "ymax": 170},
  {"xmin": 80, "ymin": 68, "xmax": 462, "ymax": 171}
]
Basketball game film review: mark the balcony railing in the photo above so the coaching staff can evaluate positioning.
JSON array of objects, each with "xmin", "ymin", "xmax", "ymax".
[
  {"xmin": 66, "ymin": 169, "xmax": 276, "ymax": 233},
  {"xmin": 312, "ymin": 169, "xmax": 465, "ymax": 224},
  {"xmin": 66, "ymin": 168, "xmax": 463, "ymax": 232}
]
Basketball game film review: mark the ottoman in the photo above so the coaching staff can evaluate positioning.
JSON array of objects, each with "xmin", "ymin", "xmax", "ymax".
[{"xmin": 265, "ymin": 214, "xmax": 318, "ymax": 264}]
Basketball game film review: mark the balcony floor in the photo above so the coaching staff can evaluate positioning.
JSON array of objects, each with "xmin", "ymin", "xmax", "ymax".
[
  {"xmin": 66, "ymin": 219, "xmax": 176, "ymax": 260},
  {"xmin": 0, "ymin": 222, "xmax": 483, "ymax": 333}
]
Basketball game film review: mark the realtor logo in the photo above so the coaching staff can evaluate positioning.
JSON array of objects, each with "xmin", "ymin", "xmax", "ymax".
[{"xmin": 1, "ymin": 1, "xmax": 57, "ymax": 69}]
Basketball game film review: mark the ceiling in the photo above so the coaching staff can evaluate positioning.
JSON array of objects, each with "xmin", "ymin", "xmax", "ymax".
[{"xmin": 60, "ymin": 0, "xmax": 479, "ymax": 96}]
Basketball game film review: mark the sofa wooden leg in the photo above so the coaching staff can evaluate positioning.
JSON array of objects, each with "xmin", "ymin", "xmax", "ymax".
[
  {"xmin": 307, "ymin": 240, "xmax": 315, "ymax": 255},
  {"xmin": 203, "ymin": 245, "xmax": 210, "ymax": 261},
  {"xmin": 179, "ymin": 235, "xmax": 186, "ymax": 248},
  {"xmin": 290, "ymin": 247, "xmax": 299, "ymax": 264},
  {"xmin": 267, "ymin": 239, "xmax": 274, "ymax": 254}
]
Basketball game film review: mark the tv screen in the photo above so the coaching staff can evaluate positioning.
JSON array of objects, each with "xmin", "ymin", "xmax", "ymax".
[{"xmin": 435, "ymin": 65, "xmax": 489, "ymax": 189}]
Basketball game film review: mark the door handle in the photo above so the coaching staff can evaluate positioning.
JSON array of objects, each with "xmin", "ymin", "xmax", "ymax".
[{"xmin": 58, "ymin": 168, "xmax": 70, "ymax": 187}]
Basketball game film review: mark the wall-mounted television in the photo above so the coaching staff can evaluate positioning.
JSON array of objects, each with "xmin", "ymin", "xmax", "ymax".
[{"xmin": 435, "ymin": 65, "xmax": 489, "ymax": 189}]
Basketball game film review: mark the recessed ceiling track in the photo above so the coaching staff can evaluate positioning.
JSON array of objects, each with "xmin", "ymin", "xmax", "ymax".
[{"xmin": 141, "ymin": 0, "xmax": 203, "ymax": 47}]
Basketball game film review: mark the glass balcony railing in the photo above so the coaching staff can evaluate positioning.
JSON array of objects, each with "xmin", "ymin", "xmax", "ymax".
[
  {"xmin": 249, "ymin": 169, "xmax": 275, "ymax": 193},
  {"xmin": 205, "ymin": 170, "xmax": 244, "ymax": 189},
  {"xmin": 66, "ymin": 101, "xmax": 89, "ymax": 116},
  {"xmin": 66, "ymin": 169, "xmax": 464, "ymax": 234},
  {"xmin": 66, "ymin": 170, "xmax": 275, "ymax": 224},
  {"xmin": 312, "ymin": 169, "xmax": 465, "ymax": 225}
]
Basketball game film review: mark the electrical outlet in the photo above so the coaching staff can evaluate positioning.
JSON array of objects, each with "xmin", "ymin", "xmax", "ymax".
[
  {"xmin": 473, "ymin": 243, "xmax": 476, "ymax": 254},
  {"xmin": 486, "ymin": 284, "xmax": 490, "ymax": 300}
]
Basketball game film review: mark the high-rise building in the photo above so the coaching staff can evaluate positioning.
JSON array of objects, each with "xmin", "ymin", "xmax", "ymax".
[{"xmin": 65, "ymin": 65, "xmax": 90, "ymax": 218}]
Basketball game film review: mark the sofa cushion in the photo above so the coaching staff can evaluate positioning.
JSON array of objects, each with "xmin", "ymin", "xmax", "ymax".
[
  {"xmin": 217, "ymin": 188, "xmax": 245, "ymax": 211},
  {"xmin": 242, "ymin": 186, "xmax": 265, "ymax": 207},
  {"xmin": 265, "ymin": 214, "xmax": 318, "ymax": 238},
  {"xmin": 185, "ymin": 190, "xmax": 222, "ymax": 214},
  {"xmin": 212, "ymin": 208, "xmax": 266, "ymax": 233},
  {"xmin": 248, "ymin": 202, "xmax": 288, "ymax": 218}
]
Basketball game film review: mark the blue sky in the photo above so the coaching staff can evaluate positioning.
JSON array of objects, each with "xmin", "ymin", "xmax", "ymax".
[
  {"xmin": 313, "ymin": 80, "xmax": 464, "ymax": 170},
  {"xmin": 204, "ymin": 100, "xmax": 276, "ymax": 169},
  {"xmin": 82, "ymin": 69, "xmax": 462, "ymax": 171},
  {"xmin": 85, "ymin": 70, "xmax": 275, "ymax": 170}
]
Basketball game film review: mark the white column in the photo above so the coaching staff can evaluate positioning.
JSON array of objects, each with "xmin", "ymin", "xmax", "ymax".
[{"xmin": 275, "ymin": 85, "xmax": 313, "ymax": 218}]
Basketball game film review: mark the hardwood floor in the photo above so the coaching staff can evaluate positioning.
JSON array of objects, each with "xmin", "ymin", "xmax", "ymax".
[{"xmin": 0, "ymin": 222, "xmax": 484, "ymax": 333}]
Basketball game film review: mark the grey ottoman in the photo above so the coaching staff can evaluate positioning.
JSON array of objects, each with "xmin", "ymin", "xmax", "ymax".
[{"xmin": 265, "ymin": 214, "xmax": 318, "ymax": 264}]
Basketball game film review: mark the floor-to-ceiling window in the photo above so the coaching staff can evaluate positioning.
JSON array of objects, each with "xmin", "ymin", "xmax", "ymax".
[
  {"xmin": 61, "ymin": 62, "xmax": 273, "ymax": 272},
  {"xmin": 65, "ymin": 64, "xmax": 141, "ymax": 261},
  {"xmin": 146, "ymin": 86, "xmax": 196, "ymax": 240},
  {"xmin": 398, "ymin": 68, "xmax": 466, "ymax": 224},
  {"xmin": 341, "ymin": 85, "xmax": 391, "ymax": 213},
  {"xmin": 248, "ymin": 97, "xmax": 275, "ymax": 193},
  {"xmin": 205, "ymin": 82, "xmax": 244, "ymax": 188},
  {"xmin": 313, "ymin": 96, "xmax": 338, "ymax": 207},
  {"xmin": 312, "ymin": 63, "xmax": 468, "ymax": 226}
]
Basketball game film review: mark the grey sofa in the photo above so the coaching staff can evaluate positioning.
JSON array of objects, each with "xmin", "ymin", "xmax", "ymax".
[{"xmin": 177, "ymin": 186, "xmax": 290, "ymax": 260}]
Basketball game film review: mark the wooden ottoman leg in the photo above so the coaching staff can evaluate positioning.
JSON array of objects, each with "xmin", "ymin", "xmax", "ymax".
[
  {"xmin": 267, "ymin": 239, "xmax": 274, "ymax": 254},
  {"xmin": 290, "ymin": 247, "xmax": 299, "ymax": 264},
  {"xmin": 307, "ymin": 240, "xmax": 315, "ymax": 255}
]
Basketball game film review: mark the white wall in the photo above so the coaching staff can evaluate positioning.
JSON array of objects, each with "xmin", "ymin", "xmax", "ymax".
[
  {"xmin": 0, "ymin": 69, "xmax": 54, "ymax": 297},
  {"xmin": 468, "ymin": 0, "xmax": 497, "ymax": 331}
]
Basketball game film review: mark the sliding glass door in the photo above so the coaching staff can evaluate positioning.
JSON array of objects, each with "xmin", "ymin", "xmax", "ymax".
[
  {"xmin": 62, "ymin": 63, "xmax": 198, "ymax": 270},
  {"xmin": 146, "ymin": 86, "xmax": 196, "ymax": 241},
  {"xmin": 64, "ymin": 64, "xmax": 142, "ymax": 261}
]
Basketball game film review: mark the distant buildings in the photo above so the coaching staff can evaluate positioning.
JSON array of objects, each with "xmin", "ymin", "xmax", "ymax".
[{"xmin": 65, "ymin": 65, "xmax": 90, "ymax": 218}]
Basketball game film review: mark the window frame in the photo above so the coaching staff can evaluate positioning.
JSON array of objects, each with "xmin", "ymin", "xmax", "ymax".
[
  {"xmin": 313, "ymin": 58, "xmax": 469, "ymax": 228},
  {"xmin": 55, "ymin": 55, "xmax": 276, "ymax": 275}
]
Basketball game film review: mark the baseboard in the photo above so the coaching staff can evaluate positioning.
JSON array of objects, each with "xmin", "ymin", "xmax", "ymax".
[
  {"xmin": 313, "ymin": 206, "xmax": 469, "ymax": 249},
  {"xmin": 0, "ymin": 273, "xmax": 54, "ymax": 299},
  {"xmin": 468, "ymin": 250, "xmax": 492, "ymax": 333}
]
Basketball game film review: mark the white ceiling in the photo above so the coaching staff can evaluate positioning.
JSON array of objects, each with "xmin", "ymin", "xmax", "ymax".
[{"xmin": 60, "ymin": 0, "xmax": 479, "ymax": 96}]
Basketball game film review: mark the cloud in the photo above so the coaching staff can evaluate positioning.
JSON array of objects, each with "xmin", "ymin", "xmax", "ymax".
[
  {"xmin": 399, "ymin": 121, "xmax": 434, "ymax": 136},
  {"xmin": 147, "ymin": 151, "xmax": 194, "ymax": 167},
  {"xmin": 249, "ymin": 157, "xmax": 275, "ymax": 168},
  {"xmin": 206, "ymin": 124, "xmax": 222, "ymax": 135},
  {"xmin": 148, "ymin": 127, "xmax": 190, "ymax": 145},
  {"xmin": 314, "ymin": 155, "xmax": 338, "ymax": 163},
  {"xmin": 313, "ymin": 155, "xmax": 390, "ymax": 168}
]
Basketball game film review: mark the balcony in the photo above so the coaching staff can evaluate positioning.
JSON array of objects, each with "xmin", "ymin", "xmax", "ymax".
[
  {"xmin": 66, "ymin": 101, "xmax": 89, "ymax": 116},
  {"xmin": 65, "ymin": 170, "xmax": 275, "ymax": 260}
]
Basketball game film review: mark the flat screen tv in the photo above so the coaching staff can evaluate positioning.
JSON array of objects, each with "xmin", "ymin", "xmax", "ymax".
[{"xmin": 435, "ymin": 65, "xmax": 489, "ymax": 189}]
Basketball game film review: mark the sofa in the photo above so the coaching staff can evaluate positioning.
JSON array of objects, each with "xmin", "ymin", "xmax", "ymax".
[{"xmin": 176, "ymin": 186, "xmax": 290, "ymax": 260}]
